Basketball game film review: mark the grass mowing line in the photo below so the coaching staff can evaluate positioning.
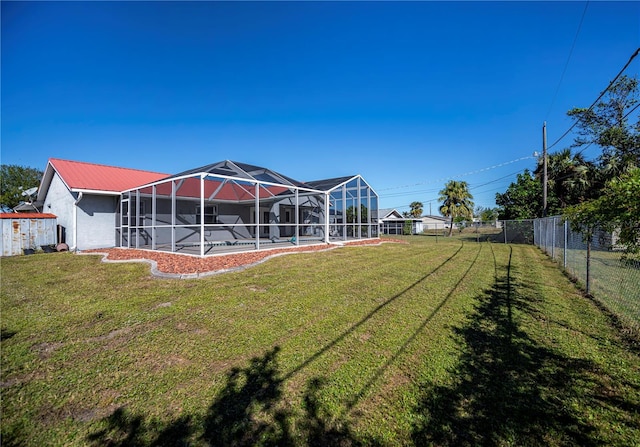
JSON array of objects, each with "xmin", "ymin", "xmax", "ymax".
[
  {"xmin": 280, "ymin": 241, "xmax": 466, "ymax": 382},
  {"xmin": 341, "ymin": 243, "xmax": 485, "ymax": 414}
]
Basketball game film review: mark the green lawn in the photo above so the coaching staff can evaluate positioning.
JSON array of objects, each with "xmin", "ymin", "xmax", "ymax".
[{"xmin": 1, "ymin": 237, "xmax": 639, "ymax": 446}]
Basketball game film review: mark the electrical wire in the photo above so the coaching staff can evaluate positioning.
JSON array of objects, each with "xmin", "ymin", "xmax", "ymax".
[
  {"xmin": 547, "ymin": 47, "xmax": 640, "ymax": 151},
  {"xmin": 377, "ymin": 155, "xmax": 535, "ymax": 192},
  {"xmin": 383, "ymin": 170, "xmax": 523, "ymax": 211},
  {"xmin": 545, "ymin": 1, "xmax": 590, "ymax": 121},
  {"xmin": 574, "ymin": 94, "xmax": 640, "ymax": 157},
  {"xmin": 382, "ymin": 49, "xmax": 640, "ymax": 213}
]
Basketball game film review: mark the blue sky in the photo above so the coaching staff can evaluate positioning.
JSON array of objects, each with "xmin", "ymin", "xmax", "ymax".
[{"xmin": 2, "ymin": 1, "xmax": 639, "ymax": 213}]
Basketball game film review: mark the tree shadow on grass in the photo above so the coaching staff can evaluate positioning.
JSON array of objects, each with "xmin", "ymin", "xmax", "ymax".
[
  {"xmin": 201, "ymin": 346, "xmax": 293, "ymax": 446},
  {"xmin": 411, "ymin": 246, "xmax": 603, "ymax": 446},
  {"xmin": 87, "ymin": 347, "xmax": 371, "ymax": 446},
  {"xmin": 86, "ymin": 408, "xmax": 192, "ymax": 447}
]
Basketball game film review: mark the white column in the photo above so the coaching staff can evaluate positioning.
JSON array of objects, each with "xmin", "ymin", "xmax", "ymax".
[
  {"xmin": 152, "ymin": 185, "xmax": 157, "ymax": 250},
  {"xmin": 200, "ymin": 175, "xmax": 205, "ymax": 257},
  {"xmin": 171, "ymin": 180, "xmax": 176, "ymax": 252},
  {"xmin": 255, "ymin": 182, "xmax": 260, "ymax": 250},
  {"xmin": 295, "ymin": 189, "xmax": 299, "ymax": 245}
]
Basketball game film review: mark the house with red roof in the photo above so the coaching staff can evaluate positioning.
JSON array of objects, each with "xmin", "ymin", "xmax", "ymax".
[
  {"xmin": 36, "ymin": 159, "xmax": 168, "ymax": 250},
  {"xmin": 36, "ymin": 158, "xmax": 379, "ymax": 254}
]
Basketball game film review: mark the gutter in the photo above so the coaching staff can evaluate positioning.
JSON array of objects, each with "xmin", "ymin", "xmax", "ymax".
[{"xmin": 72, "ymin": 192, "xmax": 84, "ymax": 251}]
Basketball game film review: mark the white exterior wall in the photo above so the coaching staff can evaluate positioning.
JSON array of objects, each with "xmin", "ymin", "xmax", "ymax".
[
  {"xmin": 76, "ymin": 195, "xmax": 118, "ymax": 250},
  {"xmin": 43, "ymin": 172, "xmax": 118, "ymax": 250},
  {"xmin": 421, "ymin": 216, "xmax": 450, "ymax": 229},
  {"xmin": 43, "ymin": 173, "xmax": 76, "ymax": 247}
]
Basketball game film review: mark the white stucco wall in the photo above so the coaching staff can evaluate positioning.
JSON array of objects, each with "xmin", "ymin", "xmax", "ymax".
[
  {"xmin": 76, "ymin": 195, "xmax": 118, "ymax": 250},
  {"xmin": 43, "ymin": 172, "xmax": 118, "ymax": 250},
  {"xmin": 43, "ymin": 173, "xmax": 76, "ymax": 247}
]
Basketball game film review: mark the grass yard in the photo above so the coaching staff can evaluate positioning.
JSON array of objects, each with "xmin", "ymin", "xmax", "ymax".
[{"xmin": 1, "ymin": 237, "xmax": 639, "ymax": 446}]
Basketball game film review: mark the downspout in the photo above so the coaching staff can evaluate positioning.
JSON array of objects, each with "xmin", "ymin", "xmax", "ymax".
[{"xmin": 73, "ymin": 192, "xmax": 84, "ymax": 251}]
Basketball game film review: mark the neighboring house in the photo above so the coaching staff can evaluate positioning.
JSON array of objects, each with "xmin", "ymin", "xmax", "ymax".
[
  {"xmin": 421, "ymin": 215, "xmax": 450, "ymax": 230},
  {"xmin": 36, "ymin": 159, "xmax": 168, "ymax": 250},
  {"xmin": 378, "ymin": 209, "xmax": 423, "ymax": 235},
  {"xmin": 36, "ymin": 158, "xmax": 379, "ymax": 255}
]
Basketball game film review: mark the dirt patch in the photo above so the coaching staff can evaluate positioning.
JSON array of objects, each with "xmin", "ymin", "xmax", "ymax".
[
  {"xmin": 73, "ymin": 404, "xmax": 121, "ymax": 423},
  {"xmin": 359, "ymin": 332, "xmax": 372, "ymax": 342},
  {"xmin": 154, "ymin": 302, "xmax": 173, "ymax": 309},
  {"xmin": 86, "ymin": 327, "xmax": 134, "ymax": 343},
  {"xmin": 32, "ymin": 341, "xmax": 64, "ymax": 360}
]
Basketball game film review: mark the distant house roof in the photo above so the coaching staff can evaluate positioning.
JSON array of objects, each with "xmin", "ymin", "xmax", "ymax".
[
  {"xmin": 13, "ymin": 202, "xmax": 40, "ymax": 212},
  {"xmin": 37, "ymin": 158, "xmax": 169, "ymax": 200},
  {"xmin": 378, "ymin": 209, "xmax": 404, "ymax": 219}
]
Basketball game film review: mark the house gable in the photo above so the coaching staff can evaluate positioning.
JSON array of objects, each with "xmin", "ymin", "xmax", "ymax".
[{"xmin": 37, "ymin": 158, "xmax": 169, "ymax": 202}]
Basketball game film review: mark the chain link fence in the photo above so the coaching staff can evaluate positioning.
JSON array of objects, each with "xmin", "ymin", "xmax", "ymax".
[
  {"xmin": 420, "ymin": 220, "xmax": 535, "ymax": 243},
  {"xmin": 416, "ymin": 217, "xmax": 638, "ymax": 331},
  {"xmin": 534, "ymin": 216, "xmax": 640, "ymax": 333}
]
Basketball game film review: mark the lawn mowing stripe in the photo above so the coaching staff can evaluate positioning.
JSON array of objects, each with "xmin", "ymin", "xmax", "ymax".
[
  {"xmin": 338, "ymin": 242, "xmax": 506, "ymax": 443},
  {"xmin": 342, "ymin": 242, "xmax": 485, "ymax": 413},
  {"xmin": 280, "ymin": 242, "xmax": 466, "ymax": 381},
  {"xmin": 281, "ymin": 242, "xmax": 489, "ymax": 421}
]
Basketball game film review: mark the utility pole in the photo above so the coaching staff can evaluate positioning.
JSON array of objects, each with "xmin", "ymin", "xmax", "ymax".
[{"xmin": 542, "ymin": 122, "xmax": 548, "ymax": 217}]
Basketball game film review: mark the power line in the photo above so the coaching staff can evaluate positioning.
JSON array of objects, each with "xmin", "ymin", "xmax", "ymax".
[
  {"xmin": 469, "ymin": 170, "xmax": 524, "ymax": 190},
  {"xmin": 383, "ymin": 170, "xmax": 523, "ymax": 210},
  {"xmin": 545, "ymin": 1, "xmax": 590, "ymax": 121},
  {"xmin": 574, "ymin": 85, "xmax": 640, "ymax": 157},
  {"xmin": 377, "ymin": 155, "xmax": 535, "ymax": 192},
  {"xmin": 547, "ymin": 47, "xmax": 640, "ymax": 151}
]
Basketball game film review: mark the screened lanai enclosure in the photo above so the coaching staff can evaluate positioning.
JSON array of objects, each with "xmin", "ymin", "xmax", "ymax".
[{"xmin": 117, "ymin": 161, "xmax": 378, "ymax": 256}]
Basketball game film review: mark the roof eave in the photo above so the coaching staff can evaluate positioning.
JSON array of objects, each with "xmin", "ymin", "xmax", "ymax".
[{"xmin": 71, "ymin": 188, "xmax": 122, "ymax": 196}]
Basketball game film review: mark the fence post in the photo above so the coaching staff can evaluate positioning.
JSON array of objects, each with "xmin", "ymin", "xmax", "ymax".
[
  {"xmin": 586, "ymin": 236, "xmax": 591, "ymax": 296},
  {"xmin": 563, "ymin": 220, "xmax": 567, "ymax": 269},
  {"xmin": 504, "ymin": 220, "xmax": 507, "ymax": 244},
  {"xmin": 551, "ymin": 217, "xmax": 555, "ymax": 260}
]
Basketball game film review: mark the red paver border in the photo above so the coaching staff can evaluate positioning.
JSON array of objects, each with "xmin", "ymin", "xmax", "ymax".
[{"xmin": 81, "ymin": 239, "xmax": 405, "ymax": 279}]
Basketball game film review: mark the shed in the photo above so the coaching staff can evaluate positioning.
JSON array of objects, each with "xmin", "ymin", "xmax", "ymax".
[{"xmin": 0, "ymin": 213, "xmax": 57, "ymax": 256}]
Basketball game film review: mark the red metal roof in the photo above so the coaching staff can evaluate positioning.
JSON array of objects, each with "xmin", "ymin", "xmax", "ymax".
[
  {"xmin": 0, "ymin": 213, "xmax": 57, "ymax": 219},
  {"xmin": 50, "ymin": 158, "xmax": 169, "ymax": 193},
  {"xmin": 152, "ymin": 177, "xmax": 290, "ymax": 201}
]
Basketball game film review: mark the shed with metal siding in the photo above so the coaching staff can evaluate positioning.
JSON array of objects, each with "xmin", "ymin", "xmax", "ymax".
[{"xmin": 0, "ymin": 213, "xmax": 57, "ymax": 256}]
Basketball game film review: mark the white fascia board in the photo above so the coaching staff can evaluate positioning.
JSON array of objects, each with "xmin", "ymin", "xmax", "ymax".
[
  {"xmin": 37, "ymin": 162, "xmax": 68, "ymax": 202},
  {"xmin": 70, "ymin": 188, "xmax": 121, "ymax": 196}
]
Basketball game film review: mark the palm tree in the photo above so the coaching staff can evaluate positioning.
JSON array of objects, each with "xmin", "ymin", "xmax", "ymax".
[
  {"xmin": 535, "ymin": 149, "xmax": 594, "ymax": 209},
  {"xmin": 409, "ymin": 201, "xmax": 423, "ymax": 218},
  {"xmin": 439, "ymin": 180, "xmax": 474, "ymax": 237}
]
